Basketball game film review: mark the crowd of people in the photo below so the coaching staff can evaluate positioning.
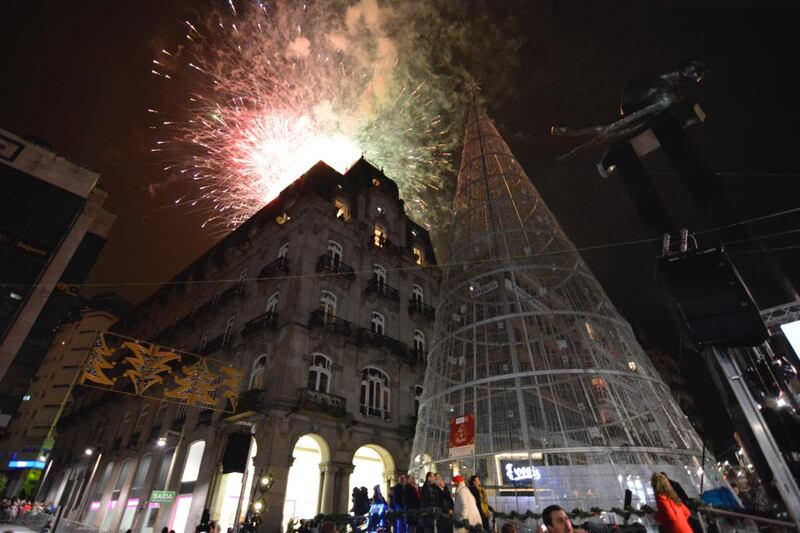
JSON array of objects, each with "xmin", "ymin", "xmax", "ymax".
[{"xmin": 0, "ymin": 498, "xmax": 55, "ymax": 523}]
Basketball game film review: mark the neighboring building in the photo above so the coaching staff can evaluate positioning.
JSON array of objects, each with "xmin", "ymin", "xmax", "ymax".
[
  {"xmin": 0, "ymin": 294, "xmax": 131, "ymax": 496},
  {"xmin": 43, "ymin": 159, "xmax": 438, "ymax": 533},
  {"xmin": 410, "ymin": 99, "xmax": 720, "ymax": 513},
  {"xmin": 0, "ymin": 128, "xmax": 115, "ymax": 429}
]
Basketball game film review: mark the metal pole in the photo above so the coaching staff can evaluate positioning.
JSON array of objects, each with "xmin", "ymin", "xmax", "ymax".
[
  {"xmin": 232, "ymin": 433, "xmax": 255, "ymax": 533},
  {"xmin": 709, "ymin": 346, "xmax": 800, "ymax": 531},
  {"xmin": 699, "ymin": 442, "xmax": 706, "ymax": 495}
]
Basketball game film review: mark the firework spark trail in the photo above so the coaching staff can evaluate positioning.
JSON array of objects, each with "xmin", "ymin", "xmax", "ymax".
[{"xmin": 151, "ymin": 0, "xmax": 461, "ymax": 232}]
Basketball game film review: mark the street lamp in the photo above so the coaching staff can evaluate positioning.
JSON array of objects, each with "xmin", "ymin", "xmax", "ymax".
[
  {"xmin": 156, "ymin": 437, "xmax": 167, "ymax": 447},
  {"xmin": 84, "ymin": 448, "xmax": 94, "ymax": 456}
]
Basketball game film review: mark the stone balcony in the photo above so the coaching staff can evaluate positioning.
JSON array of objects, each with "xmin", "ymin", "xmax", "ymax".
[
  {"xmin": 308, "ymin": 309, "xmax": 352, "ymax": 338},
  {"xmin": 364, "ymin": 276, "xmax": 400, "ymax": 302},
  {"xmin": 258, "ymin": 256, "xmax": 290, "ymax": 279},
  {"xmin": 296, "ymin": 388, "xmax": 346, "ymax": 418},
  {"xmin": 356, "ymin": 328, "xmax": 411, "ymax": 361},
  {"xmin": 242, "ymin": 311, "xmax": 279, "ymax": 337},
  {"xmin": 316, "ymin": 254, "xmax": 356, "ymax": 281},
  {"xmin": 408, "ymin": 299, "xmax": 436, "ymax": 321}
]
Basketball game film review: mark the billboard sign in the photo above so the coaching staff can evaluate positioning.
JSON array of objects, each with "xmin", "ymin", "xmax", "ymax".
[{"xmin": 448, "ymin": 414, "xmax": 475, "ymax": 458}]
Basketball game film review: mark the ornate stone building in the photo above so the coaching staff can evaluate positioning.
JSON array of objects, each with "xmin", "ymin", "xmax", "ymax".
[{"xmin": 43, "ymin": 159, "xmax": 438, "ymax": 533}]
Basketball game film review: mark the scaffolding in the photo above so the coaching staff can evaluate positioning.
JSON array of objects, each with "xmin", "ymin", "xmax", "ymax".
[{"xmin": 410, "ymin": 98, "xmax": 718, "ymax": 512}]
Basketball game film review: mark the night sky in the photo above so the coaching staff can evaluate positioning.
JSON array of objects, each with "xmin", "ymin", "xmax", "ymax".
[{"xmin": 2, "ymin": 0, "xmax": 800, "ymax": 456}]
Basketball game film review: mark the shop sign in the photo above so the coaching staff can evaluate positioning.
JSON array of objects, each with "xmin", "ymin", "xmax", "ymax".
[
  {"xmin": 499, "ymin": 460, "xmax": 542, "ymax": 485},
  {"xmin": 149, "ymin": 490, "xmax": 176, "ymax": 503},
  {"xmin": 448, "ymin": 414, "xmax": 475, "ymax": 458}
]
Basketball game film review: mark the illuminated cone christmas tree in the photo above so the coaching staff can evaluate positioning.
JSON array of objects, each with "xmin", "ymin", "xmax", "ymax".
[{"xmin": 410, "ymin": 94, "xmax": 715, "ymax": 511}]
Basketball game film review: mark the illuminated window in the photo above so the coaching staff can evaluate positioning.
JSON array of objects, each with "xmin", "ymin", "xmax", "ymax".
[
  {"xmin": 371, "ymin": 312, "xmax": 385, "ymax": 335},
  {"xmin": 591, "ymin": 377, "xmax": 606, "ymax": 392},
  {"xmin": 308, "ymin": 353, "xmax": 332, "ymax": 393},
  {"xmin": 374, "ymin": 224, "xmax": 387, "ymax": 247},
  {"xmin": 181, "ymin": 441, "xmax": 206, "ymax": 483},
  {"xmin": 250, "ymin": 355, "xmax": 267, "ymax": 390},
  {"xmin": 334, "ymin": 199, "xmax": 350, "ymax": 221},
  {"xmin": 372, "ymin": 178, "xmax": 381, "ymax": 187},
  {"xmin": 360, "ymin": 367, "xmax": 390, "ymax": 419},
  {"xmin": 627, "ymin": 361, "xmax": 638, "ymax": 371},
  {"xmin": 413, "ymin": 245, "xmax": 425, "ymax": 265}
]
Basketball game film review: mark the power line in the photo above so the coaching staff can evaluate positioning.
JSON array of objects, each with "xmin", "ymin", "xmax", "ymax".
[{"xmin": 2, "ymin": 205, "xmax": 799, "ymax": 292}]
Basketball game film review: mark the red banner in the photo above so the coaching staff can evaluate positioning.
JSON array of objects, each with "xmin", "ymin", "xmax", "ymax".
[{"xmin": 449, "ymin": 414, "xmax": 475, "ymax": 457}]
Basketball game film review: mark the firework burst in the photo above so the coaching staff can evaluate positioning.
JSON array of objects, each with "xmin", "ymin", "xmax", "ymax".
[{"xmin": 150, "ymin": 0, "xmax": 459, "ymax": 231}]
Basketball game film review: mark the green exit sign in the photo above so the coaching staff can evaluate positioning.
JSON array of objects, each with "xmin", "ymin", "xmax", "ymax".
[{"xmin": 150, "ymin": 490, "xmax": 176, "ymax": 503}]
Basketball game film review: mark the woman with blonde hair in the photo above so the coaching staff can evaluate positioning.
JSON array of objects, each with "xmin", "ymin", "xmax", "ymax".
[{"xmin": 651, "ymin": 472, "xmax": 693, "ymax": 533}]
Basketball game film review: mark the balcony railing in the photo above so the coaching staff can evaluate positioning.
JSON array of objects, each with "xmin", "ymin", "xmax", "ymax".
[
  {"xmin": 242, "ymin": 311, "xmax": 279, "ymax": 337},
  {"xmin": 369, "ymin": 235, "xmax": 405, "ymax": 256},
  {"xmin": 258, "ymin": 256, "xmax": 290, "ymax": 279},
  {"xmin": 218, "ymin": 284, "xmax": 245, "ymax": 304},
  {"xmin": 308, "ymin": 309, "xmax": 352, "ymax": 337},
  {"xmin": 232, "ymin": 389, "xmax": 270, "ymax": 415},
  {"xmin": 199, "ymin": 333, "xmax": 231, "ymax": 355},
  {"xmin": 408, "ymin": 299, "xmax": 436, "ymax": 321},
  {"xmin": 316, "ymin": 255, "xmax": 356, "ymax": 281},
  {"xmin": 365, "ymin": 276, "xmax": 400, "ymax": 302},
  {"xmin": 359, "ymin": 405, "xmax": 390, "ymax": 422},
  {"xmin": 356, "ymin": 328, "xmax": 411, "ymax": 360},
  {"xmin": 297, "ymin": 388, "xmax": 346, "ymax": 418}
]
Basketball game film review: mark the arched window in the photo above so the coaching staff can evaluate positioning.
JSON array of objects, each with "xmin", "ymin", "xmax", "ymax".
[
  {"xmin": 371, "ymin": 311, "xmax": 385, "ymax": 335},
  {"xmin": 153, "ymin": 402, "xmax": 168, "ymax": 429},
  {"xmin": 414, "ymin": 385, "xmax": 424, "ymax": 414},
  {"xmin": 373, "ymin": 264, "xmax": 386, "ymax": 292},
  {"xmin": 414, "ymin": 330, "xmax": 426, "ymax": 358},
  {"xmin": 413, "ymin": 246, "xmax": 425, "ymax": 266},
  {"xmin": 223, "ymin": 314, "xmax": 235, "ymax": 345},
  {"xmin": 133, "ymin": 406, "xmax": 148, "ymax": 433},
  {"xmin": 327, "ymin": 240, "xmax": 343, "ymax": 269},
  {"xmin": 266, "ymin": 292, "xmax": 279, "ymax": 314},
  {"xmin": 373, "ymin": 224, "xmax": 387, "ymax": 247},
  {"xmin": 181, "ymin": 441, "xmax": 206, "ymax": 483},
  {"xmin": 307, "ymin": 353, "xmax": 332, "ymax": 393},
  {"xmin": 320, "ymin": 291, "xmax": 337, "ymax": 323},
  {"xmin": 198, "ymin": 330, "xmax": 209, "ymax": 352},
  {"xmin": 250, "ymin": 355, "xmax": 268, "ymax": 390},
  {"xmin": 278, "ymin": 242, "xmax": 290, "ymax": 260},
  {"xmin": 412, "ymin": 285, "xmax": 424, "ymax": 305},
  {"xmin": 360, "ymin": 367, "xmax": 390, "ymax": 419}
]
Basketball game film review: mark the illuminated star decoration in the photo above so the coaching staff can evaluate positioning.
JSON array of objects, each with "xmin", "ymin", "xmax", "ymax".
[
  {"xmin": 80, "ymin": 333, "xmax": 116, "ymax": 386},
  {"xmin": 219, "ymin": 366, "xmax": 243, "ymax": 411},
  {"xmin": 165, "ymin": 360, "xmax": 218, "ymax": 407},
  {"xmin": 122, "ymin": 341, "xmax": 181, "ymax": 395}
]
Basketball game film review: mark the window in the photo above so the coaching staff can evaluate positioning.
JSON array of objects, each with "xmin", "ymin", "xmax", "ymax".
[
  {"xmin": 414, "ymin": 330, "xmax": 426, "ymax": 357},
  {"xmin": 373, "ymin": 224, "xmax": 387, "ymax": 247},
  {"xmin": 154, "ymin": 402, "xmax": 168, "ymax": 428},
  {"xmin": 371, "ymin": 312, "xmax": 385, "ymax": 335},
  {"xmin": 334, "ymin": 199, "xmax": 350, "ymax": 221},
  {"xmin": 412, "ymin": 285, "xmax": 424, "ymax": 308},
  {"xmin": 119, "ymin": 412, "xmax": 132, "ymax": 438},
  {"xmin": 223, "ymin": 314, "xmax": 235, "ymax": 345},
  {"xmin": 238, "ymin": 268, "xmax": 248, "ymax": 288},
  {"xmin": 373, "ymin": 264, "xmax": 386, "ymax": 292},
  {"xmin": 307, "ymin": 353, "xmax": 332, "ymax": 393},
  {"xmin": 360, "ymin": 367, "xmax": 390, "ymax": 419},
  {"xmin": 265, "ymin": 292, "xmax": 279, "ymax": 314},
  {"xmin": 320, "ymin": 291, "xmax": 337, "ymax": 323},
  {"xmin": 181, "ymin": 441, "xmax": 206, "ymax": 483},
  {"xmin": 414, "ymin": 385, "xmax": 424, "ymax": 414},
  {"xmin": 250, "ymin": 355, "xmax": 267, "ymax": 390},
  {"xmin": 413, "ymin": 245, "xmax": 425, "ymax": 266},
  {"xmin": 212, "ymin": 287, "xmax": 222, "ymax": 306},
  {"xmin": 278, "ymin": 242, "xmax": 290, "ymax": 260},
  {"xmin": 133, "ymin": 406, "xmax": 149, "ymax": 433},
  {"xmin": 327, "ymin": 240, "xmax": 343, "ymax": 269},
  {"xmin": 198, "ymin": 330, "xmax": 209, "ymax": 352}
]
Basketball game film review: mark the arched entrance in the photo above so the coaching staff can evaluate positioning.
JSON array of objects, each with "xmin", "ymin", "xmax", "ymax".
[
  {"xmin": 348, "ymin": 445, "xmax": 395, "ymax": 501},
  {"xmin": 283, "ymin": 434, "xmax": 329, "ymax": 523}
]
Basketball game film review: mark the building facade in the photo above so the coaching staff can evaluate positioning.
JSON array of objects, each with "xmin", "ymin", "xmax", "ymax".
[
  {"xmin": 410, "ymin": 100, "xmax": 718, "ymax": 513},
  {"xmin": 1, "ymin": 294, "xmax": 130, "ymax": 496},
  {"xmin": 43, "ymin": 159, "xmax": 438, "ymax": 533},
  {"xmin": 0, "ymin": 128, "xmax": 115, "ymax": 430}
]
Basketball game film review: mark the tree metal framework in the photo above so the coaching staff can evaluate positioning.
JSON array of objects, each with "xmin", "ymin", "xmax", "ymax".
[{"xmin": 410, "ymin": 98, "xmax": 717, "ymax": 511}]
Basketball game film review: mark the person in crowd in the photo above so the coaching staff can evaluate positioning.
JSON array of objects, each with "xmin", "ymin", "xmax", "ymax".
[
  {"xmin": 436, "ymin": 475, "xmax": 454, "ymax": 533},
  {"xmin": 468, "ymin": 475, "xmax": 494, "ymax": 530},
  {"xmin": 161, "ymin": 527, "xmax": 169, "ymax": 533},
  {"xmin": 404, "ymin": 476, "xmax": 421, "ymax": 532},
  {"xmin": 352, "ymin": 487, "xmax": 371, "ymax": 517},
  {"xmin": 367, "ymin": 485, "xmax": 388, "ymax": 533},
  {"xmin": 542, "ymin": 505, "xmax": 585, "ymax": 533},
  {"xmin": 452, "ymin": 475, "xmax": 481, "ymax": 533},
  {"xmin": 501, "ymin": 524, "xmax": 518, "ymax": 533},
  {"xmin": 391, "ymin": 474, "xmax": 407, "ymax": 533},
  {"xmin": 651, "ymin": 473, "xmax": 693, "ymax": 533},
  {"xmin": 195, "ymin": 509, "xmax": 211, "ymax": 533},
  {"xmin": 419, "ymin": 472, "xmax": 442, "ymax": 533},
  {"xmin": 319, "ymin": 522, "xmax": 340, "ymax": 533}
]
